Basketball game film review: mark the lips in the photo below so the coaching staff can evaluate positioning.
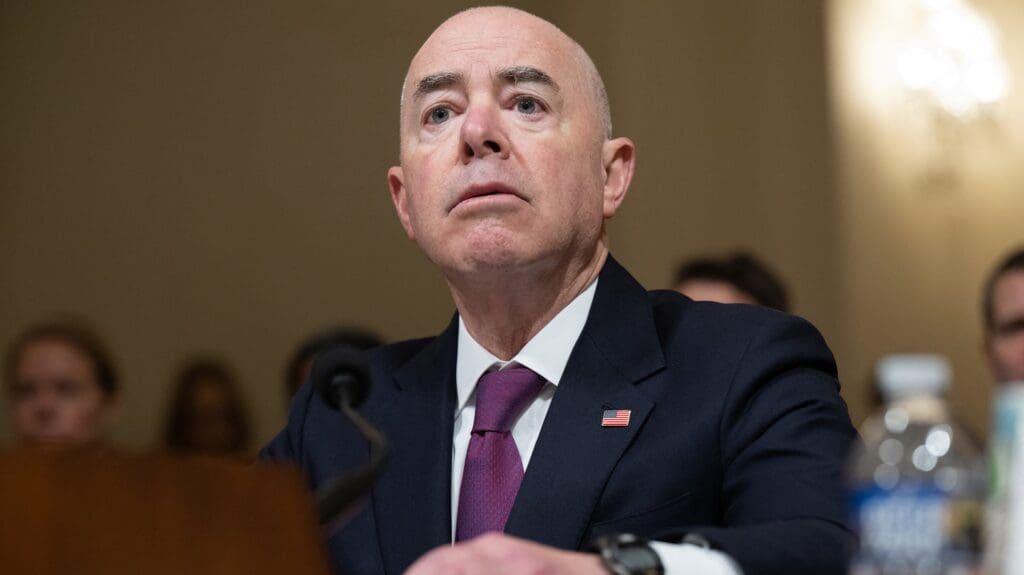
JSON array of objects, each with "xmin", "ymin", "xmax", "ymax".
[{"xmin": 449, "ymin": 182, "xmax": 526, "ymax": 212}]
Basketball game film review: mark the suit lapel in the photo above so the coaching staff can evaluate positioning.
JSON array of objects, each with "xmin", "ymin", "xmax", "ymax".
[
  {"xmin": 505, "ymin": 257, "xmax": 665, "ymax": 549},
  {"xmin": 369, "ymin": 318, "xmax": 458, "ymax": 575}
]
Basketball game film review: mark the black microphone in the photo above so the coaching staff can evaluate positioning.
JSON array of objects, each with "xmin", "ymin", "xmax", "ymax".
[
  {"xmin": 311, "ymin": 347, "xmax": 389, "ymax": 527},
  {"xmin": 313, "ymin": 347, "xmax": 371, "ymax": 411}
]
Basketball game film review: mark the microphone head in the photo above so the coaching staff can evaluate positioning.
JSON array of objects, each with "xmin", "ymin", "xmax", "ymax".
[{"xmin": 311, "ymin": 347, "xmax": 372, "ymax": 410}]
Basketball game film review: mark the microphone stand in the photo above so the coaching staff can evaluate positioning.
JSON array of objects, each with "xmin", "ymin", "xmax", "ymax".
[{"xmin": 314, "ymin": 399, "xmax": 390, "ymax": 527}]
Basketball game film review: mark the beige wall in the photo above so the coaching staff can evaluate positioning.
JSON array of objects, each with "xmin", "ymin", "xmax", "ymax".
[
  {"xmin": 829, "ymin": 0, "xmax": 1024, "ymax": 434},
  {"xmin": 0, "ymin": 0, "xmax": 878, "ymax": 448}
]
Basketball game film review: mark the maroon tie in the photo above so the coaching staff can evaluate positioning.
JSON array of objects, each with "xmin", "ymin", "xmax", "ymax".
[{"xmin": 455, "ymin": 366, "xmax": 544, "ymax": 542}]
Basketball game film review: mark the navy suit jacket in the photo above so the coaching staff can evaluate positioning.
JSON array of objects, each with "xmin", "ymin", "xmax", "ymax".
[{"xmin": 262, "ymin": 257, "xmax": 857, "ymax": 574}]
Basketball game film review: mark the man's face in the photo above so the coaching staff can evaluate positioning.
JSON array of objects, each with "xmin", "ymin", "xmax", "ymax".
[
  {"xmin": 388, "ymin": 8, "xmax": 630, "ymax": 277},
  {"xmin": 8, "ymin": 339, "xmax": 117, "ymax": 447},
  {"xmin": 987, "ymin": 270, "xmax": 1024, "ymax": 383}
]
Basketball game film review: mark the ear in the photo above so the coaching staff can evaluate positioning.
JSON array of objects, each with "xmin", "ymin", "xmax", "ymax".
[
  {"xmin": 388, "ymin": 166, "xmax": 416, "ymax": 241},
  {"xmin": 601, "ymin": 137, "xmax": 635, "ymax": 218}
]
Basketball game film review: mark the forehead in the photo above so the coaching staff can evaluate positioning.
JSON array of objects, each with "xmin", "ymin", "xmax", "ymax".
[
  {"xmin": 18, "ymin": 339, "xmax": 88, "ymax": 366},
  {"xmin": 13, "ymin": 339, "xmax": 97, "ymax": 386},
  {"xmin": 994, "ymin": 271, "xmax": 1024, "ymax": 314},
  {"xmin": 191, "ymin": 380, "xmax": 231, "ymax": 403},
  {"xmin": 679, "ymin": 279, "xmax": 756, "ymax": 306},
  {"xmin": 407, "ymin": 11, "xmax": 579, "ymax": 93}
]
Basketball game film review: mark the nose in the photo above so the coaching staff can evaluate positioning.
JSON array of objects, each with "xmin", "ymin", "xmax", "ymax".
[
  {"xmin": 32, "ymin": 385, "xmax": 59, "ymax": 412},
  {"xmin": 30, "ymin": 396, "xmax": 57, "ymax": 425},
  {"xmin": 459, "ymin": 100, "xmax": 510, "ymax": 163}
]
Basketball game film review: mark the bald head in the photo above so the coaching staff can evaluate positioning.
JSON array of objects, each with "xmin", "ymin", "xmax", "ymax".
[{"xmin": 399, "ymin": 7, "xmax": 612, "ymax": 141}]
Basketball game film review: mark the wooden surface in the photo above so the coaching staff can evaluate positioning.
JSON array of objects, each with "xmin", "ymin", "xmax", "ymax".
[{"xmin": 0, "ymin": 449, "xmax": 332, "ymax": 575}]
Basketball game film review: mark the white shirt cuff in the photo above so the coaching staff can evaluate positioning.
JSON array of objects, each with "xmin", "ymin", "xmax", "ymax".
[{"xmin": 650, "ymin": 541, "xmax": 744, "ymax": 575}]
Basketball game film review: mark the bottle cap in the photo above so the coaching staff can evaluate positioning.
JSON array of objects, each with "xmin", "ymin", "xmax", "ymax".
[{"xmin": 875, "ymin": 354, "xmax": 951, "ymax": 399}]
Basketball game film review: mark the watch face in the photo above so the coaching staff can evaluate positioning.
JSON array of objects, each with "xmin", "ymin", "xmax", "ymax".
[
  {"xmin": 613, "ymin": 545, "xmax": 663, "ymax": 575},
  {"xmin": 589, "ymin": 534, "xmax": 664, "ymax": 575}
]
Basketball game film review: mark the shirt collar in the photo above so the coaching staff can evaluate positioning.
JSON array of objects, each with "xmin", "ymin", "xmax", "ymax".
[{"xmin": 455, "ymin": 278, "xmax": 599, "ymax": 415}]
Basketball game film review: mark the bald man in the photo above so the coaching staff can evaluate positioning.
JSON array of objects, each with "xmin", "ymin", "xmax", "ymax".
[{"xmin": 263, "ymin": 7, "xmax": 856, "ymax": 575}]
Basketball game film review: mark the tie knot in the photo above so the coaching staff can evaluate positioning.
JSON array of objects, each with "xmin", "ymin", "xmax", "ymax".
[{"xmin": 472, "ymin": 366, "xmax": 544, "ymax": 433}]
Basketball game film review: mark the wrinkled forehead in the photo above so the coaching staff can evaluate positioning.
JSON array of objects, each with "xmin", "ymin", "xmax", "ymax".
[{"xmin": 403, "ymin": 10, "xmax": 584, "ymax": 107}]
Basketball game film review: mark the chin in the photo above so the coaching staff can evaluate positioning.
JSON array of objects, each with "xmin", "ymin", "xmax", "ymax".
[
  {"xmin": 459, "ymin": 252, "xmax": 524, "ymax": 273},
  {"xmin": 446, "ymin": 232, "xmax": 530, "ymax": 269}
]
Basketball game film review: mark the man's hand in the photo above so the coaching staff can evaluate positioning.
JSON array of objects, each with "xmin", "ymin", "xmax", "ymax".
[{"xmin": 404, "ymin": 533, "xmax": 607, "ymax": 575}]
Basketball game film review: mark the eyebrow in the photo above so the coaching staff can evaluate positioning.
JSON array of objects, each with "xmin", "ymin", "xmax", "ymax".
[
  {"xmin": 411, "ymin": 66, "xmax": 560, "ymax": 103},
  {"xmin": 413, "ymin": 72, "xmax": 464, "ymax": 102},
  {"xmin": 497, "ymin": 66, "xmax": 560, "ymax": 93}
]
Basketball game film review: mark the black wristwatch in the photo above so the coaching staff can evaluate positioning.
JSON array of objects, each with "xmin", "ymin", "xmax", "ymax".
[{"xmin": 586, "ymin": 533, "xmax": 664, "ymax": 575}]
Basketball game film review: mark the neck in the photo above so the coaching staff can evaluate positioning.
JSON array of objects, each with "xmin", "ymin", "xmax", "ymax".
[{"xmin": 447, "ymin": 246, "xmax": 607, "ymax": 360}]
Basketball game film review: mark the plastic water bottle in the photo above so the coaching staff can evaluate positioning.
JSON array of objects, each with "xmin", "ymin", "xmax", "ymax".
[
  {"xmin": 983, "ymin": 383, "xmax": 1024, "ymax": 575},
  {"xmin": 848, "ymin": 354, "xmax": 985, "ymax": 575}
]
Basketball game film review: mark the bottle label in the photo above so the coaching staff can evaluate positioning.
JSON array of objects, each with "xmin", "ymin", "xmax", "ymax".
[
  {"xmin": 850, "ymin": 484, "xmax": 981, "ymax": 574},
  {"xmin": 985, "ymin": 385, "xmax": 1024, "ymax": 574}
]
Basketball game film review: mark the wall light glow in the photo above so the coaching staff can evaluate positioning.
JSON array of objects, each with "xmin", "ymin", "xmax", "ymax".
[{"xmin": 896, "ymin": 0, "xmax": 1009, "ymax": 117}]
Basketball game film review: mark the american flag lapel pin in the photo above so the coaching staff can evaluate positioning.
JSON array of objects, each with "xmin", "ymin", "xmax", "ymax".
[{"xmin": 601, "ymin": 409, "xmax": 631, "ymax": 427}]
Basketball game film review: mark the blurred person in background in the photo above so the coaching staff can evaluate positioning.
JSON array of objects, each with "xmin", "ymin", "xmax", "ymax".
[
  {"xmin": 983, "ymin": 247, "xmax": 1024, "ymax": 384},
  {"xmin": 4, "ymin": 320, "xmax": 121, "ymax": 448},
  {"xmin": 283, "ymin": 327, "xmax": 383, "ymax": 401},
  {"xmin": 674, "ymin": 251, "xmax": 790, "ymax": 311},
  {"xmin": 163, "ymin": 357, "xmax": 251, "ymax": 457}
]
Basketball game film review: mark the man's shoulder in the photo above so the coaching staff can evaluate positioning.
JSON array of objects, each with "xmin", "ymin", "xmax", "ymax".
[
  {"xmin": 643, "ymin": 288, "xmax": 833, "ymax": 367},
  {"xmin": 600, "ymin": 256, "xmax": 807, "ymax": 343},
  {"xmin": 645, "ymin": 287, "xmax": 791, "ymax": 336}
]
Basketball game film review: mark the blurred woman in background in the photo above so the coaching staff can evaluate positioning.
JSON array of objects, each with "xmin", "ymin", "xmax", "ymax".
[
  {"xmin": 162, "ymin": 358, "xmax": 251, "ymax": 457},
  {"xmin": 5, "ymin": 320, "xmax": 121, "ymax": 448}
]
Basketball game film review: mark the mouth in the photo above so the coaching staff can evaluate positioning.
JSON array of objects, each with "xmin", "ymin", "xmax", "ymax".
[{"xmin": 449, "ymin": 182, "xmax": 526, "ymax": 213}]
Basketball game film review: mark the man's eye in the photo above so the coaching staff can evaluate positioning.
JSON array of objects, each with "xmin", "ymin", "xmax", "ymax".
[
  {"xmin": 428, "ymin": 106, "xmax": 451, "ymax": 125},
  {"xmin": 997, "ymin": 318, "xmax": 1024, "ymax": 337},
  {"xmin": 515, "ymin": 97, "xmax": 540, "ymax": 114}
]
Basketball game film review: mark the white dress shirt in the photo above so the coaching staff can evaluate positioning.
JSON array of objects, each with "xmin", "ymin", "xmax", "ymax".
[{"xmin": 450, "ymin": 279, "xmax": 743, "ymax": 575}]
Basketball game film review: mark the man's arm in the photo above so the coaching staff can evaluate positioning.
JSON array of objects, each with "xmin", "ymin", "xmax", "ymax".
[{"xmin": 684, "ymin": 312, "xmax": 857, "ymax": 574}]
